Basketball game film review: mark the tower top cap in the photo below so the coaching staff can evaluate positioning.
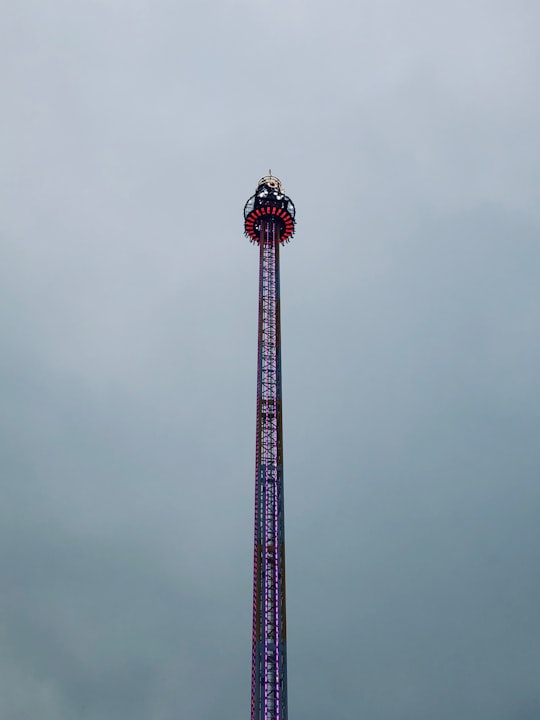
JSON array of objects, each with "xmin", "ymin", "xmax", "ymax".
[{"xmin": 257, "ymin": 174, "xmax": 284, "ymax": 193}]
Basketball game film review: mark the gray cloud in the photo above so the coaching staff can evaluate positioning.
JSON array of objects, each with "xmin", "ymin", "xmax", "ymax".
[{"xmin": 1, "ymin": 1, "xmax": 539, "ymax": 718}]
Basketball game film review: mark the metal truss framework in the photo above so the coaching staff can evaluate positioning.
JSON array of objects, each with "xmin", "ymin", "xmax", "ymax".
[
  {"xmin": 251, "ymin": 217, "xmax": 288, "ymax": 720},
  {"xmin": 245, "ymin": 174, "xmax": 295, "ymax": 720}
]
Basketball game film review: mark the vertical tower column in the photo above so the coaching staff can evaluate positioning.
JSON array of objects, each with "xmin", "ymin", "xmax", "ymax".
[
  {"xmin": 252, "ymin": 219, "xmax": 287, "ymax": 720},
  {"xmin": 244, "ymin": 176, "xmax": 295, "ymax": 720}
]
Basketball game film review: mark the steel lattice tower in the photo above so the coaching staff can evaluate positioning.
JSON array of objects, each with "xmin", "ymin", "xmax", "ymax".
[{"xmin": 244, "ymin": 175, "xmax": 296, "ymax": 720}]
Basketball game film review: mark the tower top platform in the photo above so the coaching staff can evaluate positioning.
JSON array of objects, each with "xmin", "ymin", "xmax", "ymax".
[
  {"xmin": 244, "ymin": 174, "xmax": 296, "ymax": 244},
  {"xmin": 257, "ymin": 174, "xmax": 284, "ymax": 193}
]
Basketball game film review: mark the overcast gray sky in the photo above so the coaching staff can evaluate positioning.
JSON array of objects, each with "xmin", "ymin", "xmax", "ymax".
[{"xmin": 1, "ymin": 1, "xmax": 540, "ymax": 718}]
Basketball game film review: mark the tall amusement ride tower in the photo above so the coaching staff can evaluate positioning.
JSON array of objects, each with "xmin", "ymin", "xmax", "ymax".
[{"xmin": 244, "ymin": 175, "xmax": 296, "ymax": 720}]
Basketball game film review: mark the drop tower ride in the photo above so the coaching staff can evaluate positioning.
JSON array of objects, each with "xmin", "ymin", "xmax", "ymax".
[{"xmin": 244, "ymin": 175, "xmax": 296, "ymax": 720}]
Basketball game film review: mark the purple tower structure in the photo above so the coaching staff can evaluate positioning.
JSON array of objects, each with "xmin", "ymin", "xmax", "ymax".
[{"xmin": 244, "ymin": 175, "xmax": 296, "ymax": 720}]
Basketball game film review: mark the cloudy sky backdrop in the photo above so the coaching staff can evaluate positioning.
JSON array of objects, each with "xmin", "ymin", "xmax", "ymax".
[{"xmin": 2, "ymin": 1, "xmax": 540, "ymax": 718}]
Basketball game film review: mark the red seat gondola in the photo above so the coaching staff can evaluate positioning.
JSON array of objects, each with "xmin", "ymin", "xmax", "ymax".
[{"xmin": 244, "ymin": 207, "xmax": 295, "ymax": 243}]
